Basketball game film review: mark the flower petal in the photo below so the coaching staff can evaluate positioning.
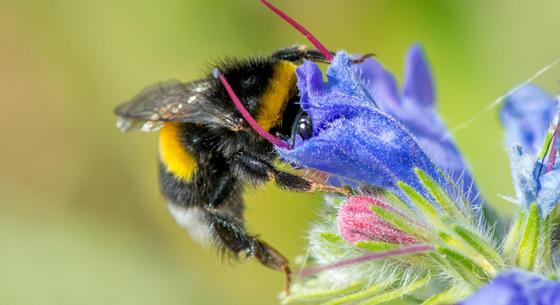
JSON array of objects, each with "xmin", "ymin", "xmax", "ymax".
[
  {"xmin": 280, "ymin": 52, "xmax": 449, "ymax": 198},
  {"xmin": 500, "ymin": 84, "xmax": 558, "ymax": 155},
  {"xmin": 353, "ymin": 45, "xmax": 479, "ymax": 203},
  {"xmin": 403, "ymin": 43, "xmax": 434, "ymax": 106},
  {"xmin": 509, "ymin": 146, "xmax": 539, "ymax": 208},
  {"xmin": 460, "ymin": 269, "xmax": 560, "ymax": 305},
  {"xmin": 535, "ymin": 169, "xmax": 560, "ymax": 215},
  {"xmin": 352, "ymin": 55, "xmax": 401, "ymax": 113}
]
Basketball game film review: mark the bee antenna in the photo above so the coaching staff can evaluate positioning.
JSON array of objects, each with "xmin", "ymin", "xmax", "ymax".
[
  {"xmin": 213, "ymin": 68, "xmax": 290, "ymax": 149},
  {"xmin": 259, "ymin": 0, "xmax": 334, "ymax": 62}
]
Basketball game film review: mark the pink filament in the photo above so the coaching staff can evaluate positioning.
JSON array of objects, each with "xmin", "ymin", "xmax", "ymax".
[
  {"xmin": 545, "ymin": 124, "xmax": 560, "ymax": 173},
  {"xmin": 259, "ymin": 0, "xmax": 334, "ymax": 62},
  {"xmin": 299, "ymin": 244, "xmax": 434, "ymax": 278},
  {"xmin": 214, "ymin": 69, "xmax": 290, "ymax": 149}
]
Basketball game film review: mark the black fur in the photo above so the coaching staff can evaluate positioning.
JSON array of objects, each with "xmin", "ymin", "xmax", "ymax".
[{"xmin": 150, "ymin": 46, "xmax": 335, "ymax": 285}]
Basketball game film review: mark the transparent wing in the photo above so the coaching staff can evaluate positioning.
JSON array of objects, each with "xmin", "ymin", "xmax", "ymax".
[{"xmin": 114, "ymin": 79, "xmax": 239, "ymax": 132}]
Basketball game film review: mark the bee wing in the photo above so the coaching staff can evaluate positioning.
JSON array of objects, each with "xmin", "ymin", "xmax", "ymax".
[{"xmin": 114, "ymin": 79, "xmax": 238, "ymax": 132}]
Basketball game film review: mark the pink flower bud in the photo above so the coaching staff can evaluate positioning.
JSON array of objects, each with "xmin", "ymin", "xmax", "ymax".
[{"xmin": 338, "ymin": 196, "xmax": 416, "ymax": 245}]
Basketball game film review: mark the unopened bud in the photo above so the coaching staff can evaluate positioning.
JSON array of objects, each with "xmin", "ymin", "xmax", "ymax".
[{"xmin": 338, "ymin": 196, "xmax": 416, "ymax": 245}]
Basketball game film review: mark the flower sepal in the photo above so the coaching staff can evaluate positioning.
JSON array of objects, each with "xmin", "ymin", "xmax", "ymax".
[{"xmin": 283, "ymin": 169, "xmax": 502, "ymax": 305}]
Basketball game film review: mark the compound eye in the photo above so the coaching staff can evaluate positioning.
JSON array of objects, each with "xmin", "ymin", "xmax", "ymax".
[{"xmin": 297, "ymin": 118, "xmax": 313, "ymax": 140}]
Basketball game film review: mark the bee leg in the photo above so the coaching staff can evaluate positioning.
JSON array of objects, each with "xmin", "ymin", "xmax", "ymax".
[
  {"xmin": 271, "ymin": 45, "xmax": 334, "ymax": 64},
  {"xmin": 206, "ymin": 174, "xmax": 236, "ymax": 209},
  {"xmin": 208, "ymin": 211, "xmax": 292, "ymax": 292},
  {"xmin": 233, "ymin": 152, "xmax": 349, "ymax": 194}
]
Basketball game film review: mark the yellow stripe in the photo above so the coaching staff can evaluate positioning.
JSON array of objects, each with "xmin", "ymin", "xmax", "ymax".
[
  {"xmin": 256, "ymin": 61, "xmax": 297, "ymax": 131},
  {"xmin": 159, "ymin": 123, "xmax": 198, "ymax": 181}
]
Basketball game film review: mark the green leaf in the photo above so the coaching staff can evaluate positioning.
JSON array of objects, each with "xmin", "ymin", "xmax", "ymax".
[
  {"xmin": 321, "ymin": 282, "xmax": 388, "ymax": 305},
  {"xmin": 319, "ymin": 232, "xmax": 343, "ymax": 243},
  {"xmin": 452, "ymin": 225, "xmax": 503, "ymax": 273},
  {"xmin": 428, "ymin": 253, "xmax": 477, "ymax": 290},
  {"xmin": 421, "ymin": 287, "xmax": 472, "ymax": 305},
  {"xmin": 369, "ymin": 205, "xmax": 429, "ymax": 240},
  {"xmin": 398, "ymin": 181, "xmax": 440, "ymax": 223},
  {"xmin": 541, "ymin": 215, "xmax": 551, "ymax": 270},
  {"xmin": 437, "ymin": 231, "xmax": 497, "ymax": 276},
  {"xmin": 355, "ymin": 241, "xmax": 398, "ymax": 252},
  {"xmin": 415, "ymin": 168, "xmax": 464, "ymax": 219},
  {"xmin": 282, "ymin": 282, "xmax": 363, "ymax": 304},
  {"xmin": 354, "ymin": 277, "xmax": 430, "ymax": 305},
  {"xmin": 537, "ymin": 130, "xmax": 555, "ymax": 159},
  {"xmin": 503, "ymin": 207, "xmax": 526, "ymax": 261},
  {"xmin": 436, "ymin": 246, "xmax": 488, "ymax": 287},
  {"xmin": 383, "ymin": 191, "xmax": 414, "ymax": 214},
  {"xmin": 516, "ymin": 203, "xmax": 541, "ymax": 270}
]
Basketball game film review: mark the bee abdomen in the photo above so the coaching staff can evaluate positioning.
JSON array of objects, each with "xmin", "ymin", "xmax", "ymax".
[
  {"xmin": 158, "ymin": 122, "xmax": 198, "ymax": 181},
  {"xmin": 167, "ymin": 204, "xmax": 214, "ymax": 246}
]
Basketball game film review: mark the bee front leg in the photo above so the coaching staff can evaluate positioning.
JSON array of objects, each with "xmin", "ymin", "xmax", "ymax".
[
  {"xmin": 233, "ymin": 152, "xmax": 349, "ymax": 194},
  {"xmin": 271, "ymin": 45, "xmax": 334, "ymax": 64}
]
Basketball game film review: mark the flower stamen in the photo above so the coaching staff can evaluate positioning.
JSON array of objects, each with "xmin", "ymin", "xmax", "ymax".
[
  {"xmin": 259, "ymin": 0, "xmax": 334, "ymax": 62},
  {"xmin": 213, "ymin": 69, "xmax": 290, "ymax": 149}
]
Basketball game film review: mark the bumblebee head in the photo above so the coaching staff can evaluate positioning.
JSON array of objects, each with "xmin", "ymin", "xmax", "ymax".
[{"xmin": 213, "ymin": 61, "xmax": 313, "ymax": 151}]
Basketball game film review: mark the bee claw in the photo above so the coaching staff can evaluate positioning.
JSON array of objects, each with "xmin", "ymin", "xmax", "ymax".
[
  {"xmin": 311, "ymin": 183, "xmax": 351, "ymax": 194},
  {"xmin": 283, "ymin": 265, "xmax": 292, "ymax": 296}
]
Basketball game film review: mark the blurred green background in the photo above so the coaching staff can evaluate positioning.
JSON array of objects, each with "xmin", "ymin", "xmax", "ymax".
[{"xmin": 1, "ymin": 0, "xmax": 559, "ymax": 304}]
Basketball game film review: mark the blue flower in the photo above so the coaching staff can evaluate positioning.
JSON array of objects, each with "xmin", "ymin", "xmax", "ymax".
[
  {"xmin": 278, "ymin": 46, "xmax": 477, "ymax": 202},
  {"xmin": 278, "ymin": 50, "xmax": 452, "ymax": 199},
  {"xmin": 459, "ymin": 270, "xmax": 560, "ymax": 305},
  {"xmin": 501, "ymin": 85, "xmax": 560, "ymax": 215},
  {"xmin": 353, "ymin": 44, "xmax": 480, "ymax": 203},
  {"xmin": 501, "ymin": 85, "xmax": 558, "ymax": 155}
]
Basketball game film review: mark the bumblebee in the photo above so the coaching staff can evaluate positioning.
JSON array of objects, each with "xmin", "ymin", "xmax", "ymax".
[{"xmin": 114, "ymin": 45, "xmax": 346, "ymax": 286}]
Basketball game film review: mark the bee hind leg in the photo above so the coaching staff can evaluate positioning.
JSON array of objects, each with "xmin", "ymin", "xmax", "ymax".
[
  {"xmin": 208, "ymin": 211, "xmax": 292, "ymax": 292},
  {"xmin": 205, "ymin": 174, "xmax": 236, "ymax": 209}
]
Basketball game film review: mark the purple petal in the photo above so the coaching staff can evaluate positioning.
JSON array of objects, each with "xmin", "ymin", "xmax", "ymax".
[
  {"xmin": 280, "ymin": 52, "xmax": 450, "ymax": 198},
  {"xmin": 460, "ymin": 270, "xmax": 560, "ymax": 305},
  {"xmin": 535, "ymin": 168, "xmax": 560, "ymax": 215},
  {"xmin": 509, "ymin": 146, "xmax": 539, "ymax": 208},
  {"xmin": 353, "ymin": 56, "xmax": 401, "ymax": 114},
  {"xmin": 500, "ymin": 84, "xmax": 557, "ymax": 155},
  {"xmin": 403, "ymin": 43, "xmax": 434, "ymax": 106},
  {"xmin": 353, "ymin": 45, "xmax": 480, "ymax": 203}
]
